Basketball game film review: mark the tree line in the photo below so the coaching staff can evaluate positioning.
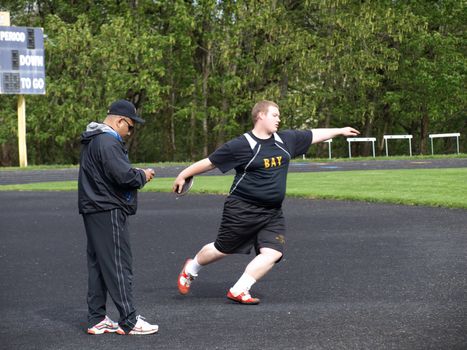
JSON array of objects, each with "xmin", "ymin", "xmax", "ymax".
[{"xmin": 0, "ymin": 0, "xmax": 465, "ymax": 166}]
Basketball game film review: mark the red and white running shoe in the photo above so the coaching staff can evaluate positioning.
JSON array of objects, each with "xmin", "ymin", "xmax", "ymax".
[
  {"xmin": 178, "ymin": 258, "xmax": 196, "ymax": 295},
  {"xmin": 227, "ymin": 290, "xmax": 260, "ymax": 305}
]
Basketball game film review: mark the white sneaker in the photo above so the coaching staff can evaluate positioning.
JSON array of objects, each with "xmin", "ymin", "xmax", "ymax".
[
  {"xmin": 117, "ymin": 315, "xmax": 159, "ymax": 335},
  {"xmin": 87, "ymin": 316, "xmax": 119, "ymax": 334}
]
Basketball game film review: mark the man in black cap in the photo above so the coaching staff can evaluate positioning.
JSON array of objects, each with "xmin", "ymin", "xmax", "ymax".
[{"xmin": 78, "ymin": 99, "xmax": 158, "ymax": 335}]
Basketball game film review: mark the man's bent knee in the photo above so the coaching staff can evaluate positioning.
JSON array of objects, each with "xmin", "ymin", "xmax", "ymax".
[{"xmin": 197, "ymin": 242, "xmax": 228, "ymax": 265}]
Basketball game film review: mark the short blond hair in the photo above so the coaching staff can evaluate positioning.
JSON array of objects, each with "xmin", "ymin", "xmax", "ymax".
[{"xmin": 251, "ymin": 100, "xmax": 279, "ymax": 123}]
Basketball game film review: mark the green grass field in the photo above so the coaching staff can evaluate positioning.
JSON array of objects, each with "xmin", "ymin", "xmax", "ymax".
[{"xmin": 1, "ymin": 168, "xmax": 466, "ymax": 209}]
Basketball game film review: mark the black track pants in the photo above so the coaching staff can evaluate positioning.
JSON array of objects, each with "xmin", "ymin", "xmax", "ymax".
[{"xmin": 82, "ymin": 209, "xmax": 136, "ymax": 332}]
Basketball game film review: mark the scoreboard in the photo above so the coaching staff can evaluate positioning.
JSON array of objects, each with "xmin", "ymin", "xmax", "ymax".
[{"xmin": 0, "ymin": 26, "xmax": 45, "ymax": 94}]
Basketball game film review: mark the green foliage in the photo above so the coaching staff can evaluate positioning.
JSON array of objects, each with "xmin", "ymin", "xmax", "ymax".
[{"xmin": 0, "ymin": 0, "xmax": 465, "ymax": 165}]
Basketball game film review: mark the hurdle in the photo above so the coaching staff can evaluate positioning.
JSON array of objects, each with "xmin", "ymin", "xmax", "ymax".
[
  {"xmin": 383, "ymin": 134, "xmax": 413, "ymax": 156},
  {"xmin": 347, "ymin": 137, "xmax": 376, "ymax": 158},
  {"xmin": 302, "ymin": 139, "xmax": 333, "ymax": 159},
  {"xmin": 429, "ymin": 133, "xmax": 461, "ymax": 155}
]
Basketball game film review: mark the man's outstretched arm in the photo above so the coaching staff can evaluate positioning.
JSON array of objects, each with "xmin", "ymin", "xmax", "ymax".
[{"xmin": 311, "ymin": 127, "xmax": 360, "ymax": 144}]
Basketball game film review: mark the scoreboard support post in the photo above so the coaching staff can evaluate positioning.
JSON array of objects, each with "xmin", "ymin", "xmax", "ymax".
[{"xmin": 17, "ymin": 95, "xmax": 27, "ymax": 167}]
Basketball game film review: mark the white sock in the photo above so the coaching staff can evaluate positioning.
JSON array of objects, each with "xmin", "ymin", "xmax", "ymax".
[
  {"xmin": 230, "ymin": 273, "xmax": 256, "ymax": 296},
  {"xmin": 185, "ymin": 256, "xmax": 203, "ymax": 276}
]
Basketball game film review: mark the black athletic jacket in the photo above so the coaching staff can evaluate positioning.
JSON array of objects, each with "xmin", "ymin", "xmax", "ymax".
[{"xmin": 78, "ymin": 122, "xmax": 146, "ymax": 215}]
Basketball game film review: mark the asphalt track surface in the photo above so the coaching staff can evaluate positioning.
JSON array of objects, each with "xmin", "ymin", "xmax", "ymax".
[
  {"xmin": 1, "ymin": 191, "xmax": 467, "ymax": 350},
  {"xmin": 0, "ymin": 157, "xmax": 466, "ymax": 185}
]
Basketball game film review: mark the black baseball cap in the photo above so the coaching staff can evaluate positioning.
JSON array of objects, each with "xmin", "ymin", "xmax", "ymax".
[{"xmin": 107, "ymin": 99, "xmax": 145, "ymax": 124}]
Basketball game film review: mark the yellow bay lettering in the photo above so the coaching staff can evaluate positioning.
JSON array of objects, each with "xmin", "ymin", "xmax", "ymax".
[{"xmin": 263, "ymin": 156, "xmax": 283, "ymax": 169}]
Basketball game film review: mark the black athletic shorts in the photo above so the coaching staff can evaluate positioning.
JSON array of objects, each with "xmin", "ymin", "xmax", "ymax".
[{"xmin": 214, "ymin": 197, "xmax": 286, "ymax": 258}]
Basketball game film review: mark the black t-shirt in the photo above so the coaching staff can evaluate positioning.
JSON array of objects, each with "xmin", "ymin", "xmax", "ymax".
[{"xmin": 209, "ymin": 129, "xmax": 313, "ymax": 207}]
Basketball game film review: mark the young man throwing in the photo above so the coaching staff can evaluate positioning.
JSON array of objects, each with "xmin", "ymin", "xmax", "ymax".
[{"xmin": 173, "ymin": 100, "xmax": 359, "ymax": 304}]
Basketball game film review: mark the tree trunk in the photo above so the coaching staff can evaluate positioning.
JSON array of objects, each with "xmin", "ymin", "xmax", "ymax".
[
  {"xmin": 201, "ymin": 42, "xmax": 211, "ymax": 157},
  {"xmin": 362, "ymin": 115, "xmax": 373, "ymax": 156},
  {"xmin": 419, "ymin": 112, "xmax": 429, "ymax": 155},
  {"xmin": 0, "ymin": 143, "xmax": 13, "ymax": 166},
  {"xmin": 170, "ymin": 86, "xmax": 176, "ymax": 157},
  {"xmin": 378, "ymin": 104, "xmax": 390, "ymax": 153},
  {"xmin": 190, "ymin": 88, "xmax": 197, "ymax": 161},
  {"xmin": 218, "ymin": 93, "xmax": 227, "ymax": 147},
  {"xmin": 162, "ymin": 57, "xmax": 177, "ymax": 160},
  {"xmin": 280, "ymin": 71, "xmax": 288, "ymax": 101}
]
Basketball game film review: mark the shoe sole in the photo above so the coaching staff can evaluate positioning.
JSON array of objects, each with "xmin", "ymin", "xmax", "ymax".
[
  {"xmin": 87, "ymin": 328, "xmax": 118, "ymax": 335},
  {"xmin": 129, "ymin": 329, "xmax": 159, "ymax": 335},
  {"xmin": 117, "ymin": 328, "xmax": 159, "ymax": 335}
]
